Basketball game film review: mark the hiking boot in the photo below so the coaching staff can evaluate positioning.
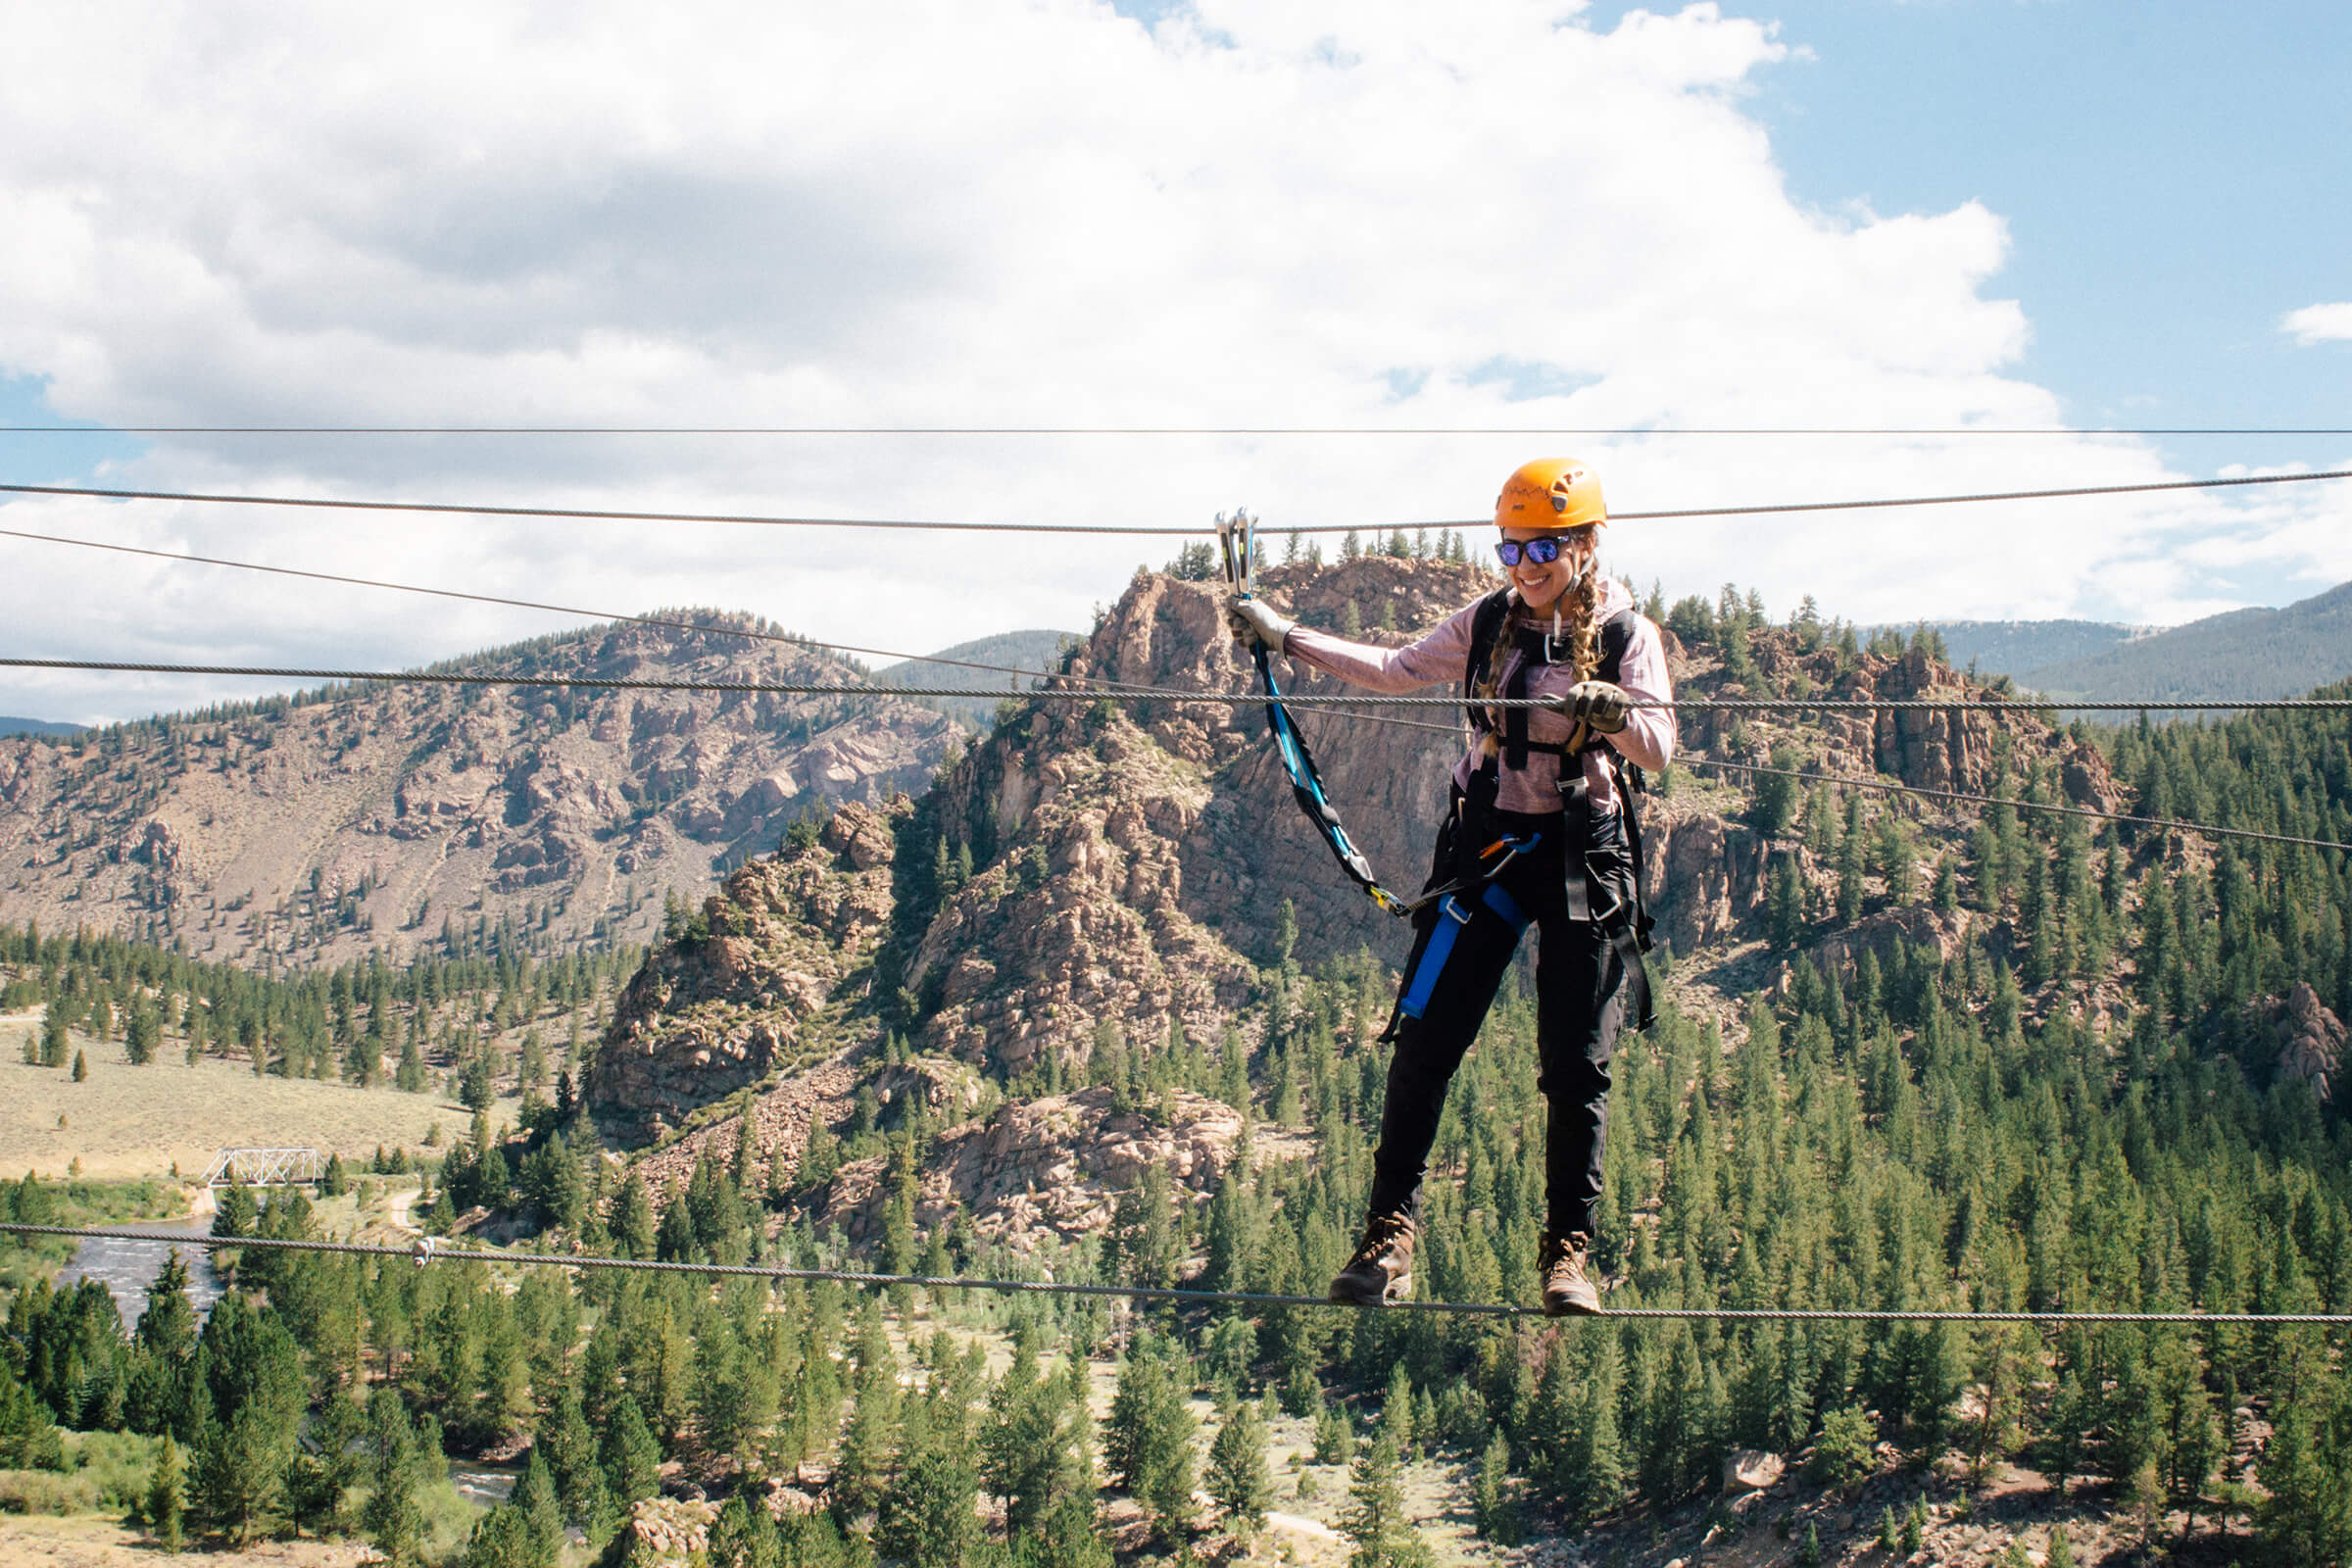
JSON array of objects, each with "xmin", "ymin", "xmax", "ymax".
[
  {"xmin": 1329, "ymin": 1211, "xmax": 1417, "ymax": 1305},
  {"xmin": 1541, "ymin": 1231, "xmax": 1601, "ymax": 1316}
]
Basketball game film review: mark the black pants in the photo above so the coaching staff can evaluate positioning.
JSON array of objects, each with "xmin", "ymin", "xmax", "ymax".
[{"xmin": 1366, "ymin": 803, "xmax": 1640, "ymax": 1239}]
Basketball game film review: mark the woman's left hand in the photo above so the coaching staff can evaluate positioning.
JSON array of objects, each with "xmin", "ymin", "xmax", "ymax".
[{"xmin": 1556, "ymin": 680, "xmax": 1632, "ymax": 733}]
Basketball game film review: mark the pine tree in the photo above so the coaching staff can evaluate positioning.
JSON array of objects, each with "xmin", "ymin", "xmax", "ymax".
[
  {"xmin": 709, "ymin": 1490, "xmax": 783, "ymax": 1568},
  {"xmin": 599, "ymin": 1394, "xmax": 662, "ymax": 1507},
  {"xmin": 1206, "ymin": 1398, "xmax": 1271, "ymax": 1536},
  {"xmin": 1836, "ymin": 796, "xmax": 1868, "ymax": 923},
  {"xmin": 148, "ymin": 1432, "xmax": 187, "ymax": 1552},
  {"xmin": 126, "ymin": 999, "xmax": 160, "ymax": 1064},
  {"xmin": 362, "ymin": 1390, "xmax": 429, "ymax": 1567},
  {"xmin": 1767, "ymin": 855, "xmax": 1806, "ymax": 952},
  {"xmin": 72, "ymin": 1048, "xmax": 86, "ymax": 1081},
  {"xmin": 1472, "ymin": 1431, "xmax": 1521, "ymax": 1544},
  {"xmin": 396, "ymin": 1023, "xmax": 428, "ymax": 1093},
  {"xmin": 1341, "ymin": 1428, "xmax": 1433, "ymax": 1568},
  {"xmin": 873, "ymin": 1442, "xmax": 981, "ymax": 1566},
  {"xmin": 612, "ymin": 1173, "xmax": 658, "ymax": 1260},
  {"xmin": 1105, "ymin": 1337, "xmax": 1196, "ymax": 1539}
]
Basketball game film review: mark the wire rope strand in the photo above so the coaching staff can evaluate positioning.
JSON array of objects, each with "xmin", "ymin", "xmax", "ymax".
[
  {"xmin": 0, "ymin": 524, "xmax": 1175, "ymax": 702},
  {"xmin": 7, "ymin": 425, "xmax": 2352, "ymax": 437},
  {"xmin": 4, "ymin": 466, "xmax": 2349, "ymax": 535},
  {"xmin": 6, "ymin": 655, "xmax": 2350, "ymax": 713},
  {"xmin": 0, "ymin": 522, "xmax": 1465, "ymax": 742},
  {"xmin": 1685, "ymin": 757, "xmax": 2352, "ymax": 853},
  {"xmin": 6, "ymin": 1225, "xmax": 2346, "ymax": 1324}
]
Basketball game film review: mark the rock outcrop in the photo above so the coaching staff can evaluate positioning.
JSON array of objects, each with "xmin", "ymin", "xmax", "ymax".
[
  {"xmin": 589, "ymin": 801, "xmax": 905, "ymax": 1139},
  {"xmin": 2245, "ymin": 982, "xmax": 2344, "ymax": 1104},
  {"xmin": 815, "ymin": 1084, "xmax": 1308, "ymax": 1250},
  {"xmin": 603, "ymin": 1497, "xmax": 716, "ymax": 1568}
]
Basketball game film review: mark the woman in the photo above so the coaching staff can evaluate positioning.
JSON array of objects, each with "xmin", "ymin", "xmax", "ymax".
[{"xmin": 1225, "ymin": 457, "xmax": 1675, "ymax": 1315}]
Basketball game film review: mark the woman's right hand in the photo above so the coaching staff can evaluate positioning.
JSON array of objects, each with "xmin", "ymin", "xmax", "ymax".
[{"xmin": 1225, "ymin": 595, "xmax": 1296, "ymax": 653}]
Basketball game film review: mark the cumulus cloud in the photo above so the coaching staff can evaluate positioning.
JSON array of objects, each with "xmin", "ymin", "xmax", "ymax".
[
  {"xmin": 0, "ymin": 0, "xmax": 2341, "ymax": 720},
  {"xmin": 2281, "ymin": 303, "xmax": 2352, "ymax": 346}
]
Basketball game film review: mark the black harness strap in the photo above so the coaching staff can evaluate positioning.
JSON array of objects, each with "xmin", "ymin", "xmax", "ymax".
[{"xmin": 1453, "ymin": 592, "xmax": 1658, "ymax": 1028}]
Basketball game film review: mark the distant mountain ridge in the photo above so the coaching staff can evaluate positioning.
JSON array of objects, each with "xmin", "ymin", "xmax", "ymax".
[
  {"xmin": 1874, "ymin": 578, "xmax": 2352, "ymax": 704},
  {"xmin": 1873, "ymin": 618, "xmax": 2152, "ymax": 678},
  {"xmin": 0, "ymin": 715, "xmax": 81, "ymax": 738},
  {"xmin": 870, "ymin": 628, "xmax": 1080, "ymax": 728},
  {"xmin": 2018, "ymin": 580, "xmax": 2352, "ymax": 703}
]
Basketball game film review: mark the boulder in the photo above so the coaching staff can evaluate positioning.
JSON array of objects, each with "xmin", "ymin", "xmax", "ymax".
[{"xmin": 1724, "ymin": 1449, "xmax": 1786, "ymax": 1494}]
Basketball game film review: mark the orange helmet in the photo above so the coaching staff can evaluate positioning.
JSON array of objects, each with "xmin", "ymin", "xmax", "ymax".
[{"xmin": 1494, "ymin": 457, "xmax": 1606, "ymax": 530}]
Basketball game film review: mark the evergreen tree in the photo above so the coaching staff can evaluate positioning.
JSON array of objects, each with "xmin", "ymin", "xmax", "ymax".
[
  {"xmin": 1472, "ymin": 1431, "xmax": 1521, "ymax": 1544},
  {"xmin": 1104, "ymin": 1337, "xmax": 1195, "ymax": 1539},
  {"xmin": 981, "ymin": 1337, "xmax": 1087, "ymax": 1533},
  {"xmin": 2257, "ymin": 1377, "xmax": 2352, "ymax": 1568},
  {"xmin": 126, "ymin": 998, "xmax": 160, "ymax": 1064},
  {"xmin": 1836, "ymin": 795, "xmax": 1868, "ymax": 922},
  {"xmin": 873, "ymin": 1443, "xmax": 981, "ymax": 1566},
  {"xmin": 1767, "ymin": 855, "xmax": 1806, "ymax": 952},
  {"xmin": 147, "ymin": 1432, "xmax": 187, "ymax": 1552},
  {"xmin": 599, "ymin": 1394, "xmax": 662, "ymax": 1507},
  {"xmin": 362, "ymin": 1390, "xmax": 429, "ymax": 1567},
  {"xmin": 710, "ymin": 1490, "xmax": 783, "ymax": 1568},
  {"xmin": 396, "ymin": 1023, "xmax": 428, "ymax": 1093},
  {"xmin": 1206, "ymin": 1398, "xmax": 1271, "ymax": 1536},
  {"xmin": 612, "ymin": 1173, "xmax": 658, "ymax": 1260},
  {"xmin": 1341, "ymin": 1429, "xmax": 1433, "ymax": 1568}
]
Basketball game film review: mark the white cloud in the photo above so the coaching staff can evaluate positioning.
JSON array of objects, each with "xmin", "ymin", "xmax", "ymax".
[
  {"xmin": 0, "ymin": 0, "xmax": 2342, "ymax": 720},
  {"xmin": 2281, "ymin": 303, "xmax": 2352, "ymax": 346}
]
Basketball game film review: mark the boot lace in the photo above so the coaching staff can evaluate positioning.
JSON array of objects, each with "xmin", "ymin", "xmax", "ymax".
[{"xmin": 1347, "ymin": 1212, "xmax": 1414, "ymax": 1269}]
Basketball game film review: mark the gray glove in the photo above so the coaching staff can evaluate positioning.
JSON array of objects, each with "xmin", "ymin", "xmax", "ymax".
[
  {"xmin": 1224, "ymin": 594, "xmax": 1295, "ymax": 653},
  {"xmin": 1555, "ymin": 680, "xmax": 1632, "ymax": 734}
]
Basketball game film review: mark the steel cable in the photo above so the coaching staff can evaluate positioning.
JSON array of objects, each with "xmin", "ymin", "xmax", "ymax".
[
  {"xmin": 6, "ymin": 1225, "xmax": 2345, "ymax": 1324},
  {"xmin": 4, "ymin": 466, "xmax": 2348, "ymax": 535},
  {"xmin": 7, "ymin": 425, "xmax": 2352, "ymax": 437},
  {"xmin": 1683, "ymin": 757, "xmax": 2352, "ymax": 853},
  {"xmin": 6, "ymin": 654, "xmax": 2349, "ymax": 713}
]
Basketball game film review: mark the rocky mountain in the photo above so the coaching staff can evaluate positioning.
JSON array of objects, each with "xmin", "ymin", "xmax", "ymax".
[
  {"xmin": 594, "ymin": 556, "xmax": 2125, "ymax": 1184},
  {"xmin": 0, "ymin": 613, "xmax": 965, "ymax": 967}
]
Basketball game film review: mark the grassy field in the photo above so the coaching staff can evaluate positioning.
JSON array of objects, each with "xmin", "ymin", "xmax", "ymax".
[{"xmin": 0, "ymin": 1014, "xmax": 519, "ymax": 1181}]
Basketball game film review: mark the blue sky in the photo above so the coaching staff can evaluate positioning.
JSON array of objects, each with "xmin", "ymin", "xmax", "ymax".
[
  {"xmin": 3, "ymin": 2, "xmax": 2349, "ymax": 722},
  {"xmin": 1588, "ymin": 0, "xmax": 2352, "ymax": 459}
]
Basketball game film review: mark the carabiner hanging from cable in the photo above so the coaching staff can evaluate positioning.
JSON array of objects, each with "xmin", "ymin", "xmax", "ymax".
[{"xmin": 1219, "ymin": 510, "xmax": 1413, "ymax": 918}]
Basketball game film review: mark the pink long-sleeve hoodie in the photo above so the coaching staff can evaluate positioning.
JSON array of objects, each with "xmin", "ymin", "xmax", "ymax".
[{"xmin": 1281, "ymin": 577, "xmax": 1675, "ymax": 816}]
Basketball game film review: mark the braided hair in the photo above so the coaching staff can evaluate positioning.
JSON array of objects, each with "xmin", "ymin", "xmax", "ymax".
[{"xmin": 1474, "ymin": 526, "xmax": 1603, "ymax": 755}]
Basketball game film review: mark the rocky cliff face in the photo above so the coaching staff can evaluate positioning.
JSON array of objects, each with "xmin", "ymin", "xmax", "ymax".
[
  {"xmin": 2245, "ymin": 982, "xmax": 2343, "ymax": 1105},
  {"xmin": 590, "ymin": 801, "xmax": 905, "ymax": 1139},
  {"xmin": 587, "ymin": 564, "xmax": 2131, "ymax": 1213},
  {"xmin": 0, "ymin": 614, "xmax": 962, "ymax": 966},
  {"xmin": 901, "ymin": 560, "xmax": 1488, "ymax": 1079},
  {"xmin": 813, "ymin": 1084, "xmax": 1311, "ymax": 1252}
]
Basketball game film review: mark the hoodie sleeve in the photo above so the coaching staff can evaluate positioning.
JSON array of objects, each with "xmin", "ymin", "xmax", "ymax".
[
  {"xmin": 1280, "ymin": 601, "xmax": 1479, "ymax": 694},
  {"xmin": 1606, "ymin": 613, "xmax": 1676, "ymax": 772}
]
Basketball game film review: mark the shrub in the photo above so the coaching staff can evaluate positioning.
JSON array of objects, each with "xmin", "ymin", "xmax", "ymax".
[{"xmin": 1811, "ymin": 1405, "xmax": 1878, "ymax": 1487}]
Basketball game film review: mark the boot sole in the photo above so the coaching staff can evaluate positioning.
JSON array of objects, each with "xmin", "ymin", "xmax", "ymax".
[
  {"xmin": 1543, "ymin": 1289, "xmax": 1602, "ymax": 1317},
  {"xmin": 1329, "ymin": 1271, "xmax": 1412, "ymax": 1306}
]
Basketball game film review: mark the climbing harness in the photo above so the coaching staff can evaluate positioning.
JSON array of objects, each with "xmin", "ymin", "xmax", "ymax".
[
  {"xmin": 1381, "ymin": 588, "xmax": 1660, "ymax": 1039},
  {"xmin": 1217, "ymin": 511, "xmax": 1414, "ymax": 917}
]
